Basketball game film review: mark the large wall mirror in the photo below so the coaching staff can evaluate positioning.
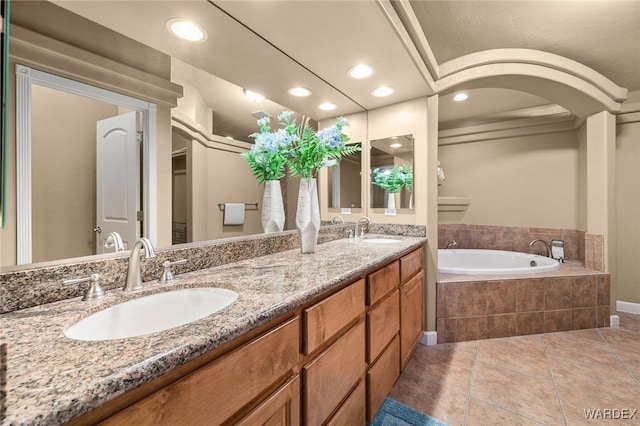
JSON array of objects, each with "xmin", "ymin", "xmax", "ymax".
[
  {"xmin": 327, "ymin": 142, "xmax": 362, "ymax": 212},
  {"xmin": 370, "ymin": 135, "xmax": 414, "ymax": 211},
  {"xmin": 1, "ymin": 0, "xmax": 364, "ymax": 270}
]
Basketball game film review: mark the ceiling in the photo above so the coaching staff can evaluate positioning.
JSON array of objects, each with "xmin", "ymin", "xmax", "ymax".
[{"xmin": 49, "ymin": 0, "xmax": 640, "ymax": 129}]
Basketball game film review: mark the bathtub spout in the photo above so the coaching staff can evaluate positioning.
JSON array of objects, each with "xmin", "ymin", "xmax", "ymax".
[
  {"xmin": 445, "ymin": 240, "xmax": 457, "ymax": 249},
  {"xmin": 529, "ymin": 239, "xmax": 552, "ymax": 258}
]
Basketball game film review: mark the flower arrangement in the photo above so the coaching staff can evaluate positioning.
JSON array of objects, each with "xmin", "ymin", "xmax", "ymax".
[
  {"xmin": 372, "ymin": 165, "xmax": 413, "ymax": 193},
  {"xmin": 287, "ymin": 116, "xmax": 361, "ymax": 179},
  {"xmin": 241, "ymin": 111, "xmax": 361, "ymax": 182},
  {"xmin": 240, "ymin": 111, "xmax": 298, "ymax": 184}
]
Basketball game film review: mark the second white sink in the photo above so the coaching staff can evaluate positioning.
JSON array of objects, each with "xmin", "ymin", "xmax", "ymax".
[{"xmin": 64, "ymin": 287, "xmax": 239, "ymax": 341}]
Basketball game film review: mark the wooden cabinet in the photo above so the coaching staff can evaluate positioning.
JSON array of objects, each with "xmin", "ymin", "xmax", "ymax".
[
  {"xmin": 303, "ymin": 319, "xmax": 366, "ymax": 425},
  {"xmin": 367, "ymin": 336, "xmax": 400, "ymax": 422},
  {"xmin": 237, "ymin": 376, "xmax": 300, "ymax": 426},
  {"xmin": 101, "ymin": 317, "xmax": 300, "ymax": 426},
  {"xmin": 89, "ymin": 245, "xmax": 425, "ymax": 426},
  {"xmin": 400, "ymin": 269, "xmax": 425, "ymax": 369}
]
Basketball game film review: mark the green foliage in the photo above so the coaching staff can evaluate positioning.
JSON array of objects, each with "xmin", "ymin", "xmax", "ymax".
[{"xmin": 372, "ymin": 165, "xmax": 413, "ymax": 193}]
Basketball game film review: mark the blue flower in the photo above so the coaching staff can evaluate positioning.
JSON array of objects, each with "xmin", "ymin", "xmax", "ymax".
[
  {"xmin": 278, "ymin": 111, "xmax": 293, "ymax": 122},
  {"xmin": 257, "ymin": 117, "xmax": 270, "ymax": 128},
  {"xmin": 317, "ymin": 125, "xmax": 344, "ymax": 149}
]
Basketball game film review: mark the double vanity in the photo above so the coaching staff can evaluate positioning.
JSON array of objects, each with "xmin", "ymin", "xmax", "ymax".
[{"xmin": 2, "ymin": 232, "xmax": 426, "ymax": 425}]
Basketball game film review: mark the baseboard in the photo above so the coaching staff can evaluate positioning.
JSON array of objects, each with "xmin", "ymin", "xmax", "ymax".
[
  {"xmin": 610, "ymin": 315, "xmax": 620, "ymax": 327},
  {"xmin": 420, "ymin": 331, "xmax": 437, "ymax": 346},
  {"xmin": 617, "ymin": 300, "xmax": 640, "ymax": 315}
]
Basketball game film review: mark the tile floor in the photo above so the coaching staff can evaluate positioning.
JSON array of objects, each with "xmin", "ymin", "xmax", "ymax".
[{"xmin": 390, "ymin": 312, "xmax": 640, "ymax": 425}]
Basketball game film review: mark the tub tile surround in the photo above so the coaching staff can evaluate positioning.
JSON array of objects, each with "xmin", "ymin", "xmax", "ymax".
[
  {"xmin": 0, "ymin": 223, "xmax": 426, "ymax": 314},
  {"xmin": 437, "ymin": 264, "xmax": 610, "ymax": 343},
  {"xmin": 0, "ymin": 230, "xmax": 426, "ymax": 425},
  {"xmin": 438, "ymin": 224, "xmax": 604, "ymax": 271}
]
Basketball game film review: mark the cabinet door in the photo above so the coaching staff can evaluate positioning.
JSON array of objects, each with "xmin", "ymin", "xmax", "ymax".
[
  {"xmin": 101, "ymin": 317, "xmax": 300, "ymax": 426},
  {"xmin": 400, "ymin": 246, "xmax": 424, "ymax": 283},
  {"xmin": 367, "ymin": 335, "xmax": 400, "ymax": 422},
  {"xmin": 367, "ymin": 261, "xmax": 399, "ymax": 306},
  {"xmin": 367, "ymin": 289, "xmax": 399, "ymax": 364},
  {"xmin": 303, "ymin": 320, "xmax": 366, "ymax": 426},
  {"xmin": 400, "ymin": 269, "xmax": 425, "ymax": 370},
  {"xmin": 304, "ymin": 279, "xmax": 365, "ymax": 355},
  {"xmin": 326, "ymin": 379, "xmax": 366, "ymax": 426},
  {"xmin": 236, "ymin": 376, "xmax": 300, "ymax": 426}
]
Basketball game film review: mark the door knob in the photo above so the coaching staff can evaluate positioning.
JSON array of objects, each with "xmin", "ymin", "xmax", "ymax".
[{"xmin": 94, "ymin": 226, "xmax": 102, "ymax": 233}]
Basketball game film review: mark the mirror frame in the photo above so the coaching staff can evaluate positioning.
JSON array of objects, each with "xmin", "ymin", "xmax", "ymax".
[
  {"xmin": 15, "ymin": 64, "xmax": 157, "ymax": 264},
  {"xmin": 369, "ymin": 134, "xmax": 414, "ymax": 212}
]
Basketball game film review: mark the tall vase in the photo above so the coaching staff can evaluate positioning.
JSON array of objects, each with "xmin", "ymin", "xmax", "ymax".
[
  {"xmin": 387, "ymin": 191, "xmax": 397, "ymax": 210},
  {"xmin": 296, "ymin": 177, "xmax": 320, "ymax": 254},
  {"xmin": 262, "ymin": 180, "xmax": 285, "ymax": 233}
]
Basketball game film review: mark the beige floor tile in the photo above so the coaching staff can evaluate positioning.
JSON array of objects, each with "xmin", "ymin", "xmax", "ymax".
[
  {"xmin": 476, "ymin": 335, "xmax": 550, "ymax": 378},
  {"xmin": 433, "ymin": 340, "xmax": 479, "ymax": 358},
  {"xmin": 403, "ymin": 345, "xmax": 475, "ymax": 393},
  {"xmin": 547, "ymin": 352, "xmax": 638, "ymax": 389},
  {"xmin": 465, "ymin": 398, "xmax": 544, "ymax": 426},
  {"xmin": 471, "ymin": 360, "xmax": 564, "ymax": 425},
  {"xmin": 543, "ymin": 333, "xmax": 620, "ymax": 366},
  {"xmin": 618, "ymin": 313, "xmax": 640, "ymax": 332},
  {"xmin": 556, "ymin": 383, "xmax": 640, "ymax": 425},
  {"xmin": 389, "ymin": 371, "xmax": 468, "ymax": 426}
]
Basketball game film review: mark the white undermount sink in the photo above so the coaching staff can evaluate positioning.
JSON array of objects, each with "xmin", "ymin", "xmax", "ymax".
[
  {"xmin": 361, "ymin": 238, "xmax": 402, "ymax": 244},
  {"xmin": 64, "ymin": 287, "xmax": 239, "ymax": 341}
]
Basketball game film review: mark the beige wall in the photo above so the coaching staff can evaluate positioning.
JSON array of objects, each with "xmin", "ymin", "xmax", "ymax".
[
  {"xmin": 615, "ymin": 113, "xmax": 640, "ymax": 305},
  {"xmin": 31, "ymin": 85, "xmax": 121, "ymax": 262},
  {"xmin": 438, "ymin": 130, "xmax": 580, "ymax": 229}
]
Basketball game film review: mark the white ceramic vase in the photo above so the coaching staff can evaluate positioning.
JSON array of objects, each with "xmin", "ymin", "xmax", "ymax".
[
  {"xmin": 296, "ymin": 177, "xmax": 320, "ymax": 254},
  {"xmin": 387, "ymin": 191, "xmax": 397, "ymax": 210},
  {"xmin": 262, "ymin": 180, "xmax": 285, "ymax": 233}
]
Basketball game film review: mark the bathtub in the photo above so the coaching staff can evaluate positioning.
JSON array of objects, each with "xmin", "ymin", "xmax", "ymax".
[{"xmin": 438, "ymin": 249, "xmax": 560, "ymax": 275}]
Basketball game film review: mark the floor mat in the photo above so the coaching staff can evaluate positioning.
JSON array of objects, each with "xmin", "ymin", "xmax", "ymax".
[{"xmin": 369, "ymin": 398, "xmax": 449, "ymax": 426}]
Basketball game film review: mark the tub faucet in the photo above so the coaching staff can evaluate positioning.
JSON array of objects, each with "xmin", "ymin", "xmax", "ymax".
[
  {"xmin": 124, "ymin": 237, "xmax": 156, "ymax": 292},
  {"xmin": 529, "ymin": 239, "xmax": 552, "ymax": 258},
  {"xmin": 445, "ymin": 240, "xmax": 457, "ymax": 249},
  {"xmin": 355, "ymin": 216, "xmax": 372, "ymax": 237}
]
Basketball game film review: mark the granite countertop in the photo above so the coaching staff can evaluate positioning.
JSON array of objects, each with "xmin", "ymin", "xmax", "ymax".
[{"xmin": 1, "ymin": 235, "xmax": 426, "ymax": 425}]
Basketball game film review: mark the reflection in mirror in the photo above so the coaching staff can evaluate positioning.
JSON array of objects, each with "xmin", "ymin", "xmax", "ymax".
[
  {"xmin": 328, "ymin": 142, "xmax": 362, "ymax": 210},
  {"xmin": 370, "ymin": 135, "xmax": 414, "ymax": 210}
]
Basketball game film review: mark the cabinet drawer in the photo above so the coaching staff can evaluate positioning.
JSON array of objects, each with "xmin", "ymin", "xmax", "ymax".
[
  {"xmin": 367, "ymin": 261, "xmax": 399, "ymax": 306},
  {"xmin": 303, "ymin": 320, "xmax": 366, "ymax": 426},
  {"xmin": 367, "ymin": 335, "xmax": 400, "ymax": 422},
  {"xmin": 236, "ymin": 375, "xmax": 300, "ymax": 426},
  {"xmin": 326, "ymin": 379, "xmax": 366, "ymax": 426},
  {"xmin": 102, "ymin": 317, "xmax": 300, "ymax": 426},
  {"xmin": 367, "ymin": 289, "xmax": 399, "ymax": 364},
  {"xmin": 400, "ymin": 246, "xmax": 424, "ymax": 283},
  {"xmin": 401, "ymin": 269, "xmax": 425, "ymax": 370},
  {"xmin": 304, "ymin": 279, "xmax": 365, "ymax": 355}
]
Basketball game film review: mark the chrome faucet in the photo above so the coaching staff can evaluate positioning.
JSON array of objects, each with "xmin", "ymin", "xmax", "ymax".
[
  {"xmin": 445, "ymin": 240, "xmax": 457, "ymax": 249},
  {"xmin": 331, "ymin": 215, "xmax": 345, "ymax": 224},
  {"xmin": 355, "ymin": 216, "xmax": 372, "ymax": 237},
  {"xmin": 529, "ymin": 239, "xmax": 552, "ymax": 257},
  {"xmin": 124, "ymin": 237, "xmax": 156, "ymax": 292}
]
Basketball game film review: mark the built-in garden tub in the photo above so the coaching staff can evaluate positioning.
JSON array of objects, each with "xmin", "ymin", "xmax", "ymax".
[
  {"xmin": 438, "ymin": 249, "xmax": 560, "ymax": 275},
  {"xmin": 436, "ymin": 249, "xmax": 610, "ymax": 344}
]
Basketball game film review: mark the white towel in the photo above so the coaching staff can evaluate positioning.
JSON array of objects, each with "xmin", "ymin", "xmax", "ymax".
[{"xmin": 223, "ymin": 203, "xmax": 245, "ymax": 225}]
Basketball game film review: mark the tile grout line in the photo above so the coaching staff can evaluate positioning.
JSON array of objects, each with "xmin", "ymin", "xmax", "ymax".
[
  {"xmin": 461, "ymin": 341, "xmax": 478, "ymax": 426},
  {"xmin": 541, "ymin": 335, "xmax": 569, "ymax": 426},
  {"xmin": 596, "ymin": 328, "xmax": 640, "ymax": 387}
]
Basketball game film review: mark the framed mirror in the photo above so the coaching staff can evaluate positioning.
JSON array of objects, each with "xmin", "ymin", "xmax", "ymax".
[
  {"xmin": 370, "ymin": 134, "xmax": 414, "ymax": 211},
  {"xmin": 328, "ymin": 142, "xmax": 362, "ymax": 212}
]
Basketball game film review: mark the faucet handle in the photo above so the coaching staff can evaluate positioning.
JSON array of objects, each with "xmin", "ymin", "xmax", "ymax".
[
  {"xmin": 159, "ymin": 259, "xmax": 187, "ymax": 284},
  {"xmin": 63, "ymin": 273, "xmax": 106, "ymax": 301}
]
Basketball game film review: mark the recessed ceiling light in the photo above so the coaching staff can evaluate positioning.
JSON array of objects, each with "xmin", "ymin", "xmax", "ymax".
[
  {"xmin": 244, "ymin": 89, "xmax": 265, "ymax": 103},
  {"xmin": 372, "ymin": 86, "xmax": 395, "ymax": 97},
  {"xmin": 319, "ymin": 102, "xmax": 337, "ymax": 111},
  {"xmin": 390, "ymin": 143, "xmax": 402, "ymax": 148},
  {"xmin": 453, "ymin": 92, "xmax": 468, "ymax": 102},
  {"xmin": 166, "ymin": 19, "xmax": 206, "ymax": 42},
  {"xmin": 348, "ymin": 64, "xmax": 375, "ymax": 79},
  {"xmin": 288, "ymin": 87, "xmax": 312, "ymax": 97}
]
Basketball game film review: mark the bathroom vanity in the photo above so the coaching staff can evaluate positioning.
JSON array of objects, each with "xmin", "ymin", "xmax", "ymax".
[{"xmin": 1, "ymin": 234, "xmax": 426, "ymax": 425}]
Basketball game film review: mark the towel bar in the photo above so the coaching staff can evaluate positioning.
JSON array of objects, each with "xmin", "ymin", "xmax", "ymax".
[{"xmin": 217, "ymin": 203, "xmax": 259, "ymax": 211}]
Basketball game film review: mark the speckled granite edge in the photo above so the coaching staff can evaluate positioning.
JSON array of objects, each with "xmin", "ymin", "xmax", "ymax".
[{"xmin": 0, "ymin": 224, "xmax": 425, "ymax": 313}]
